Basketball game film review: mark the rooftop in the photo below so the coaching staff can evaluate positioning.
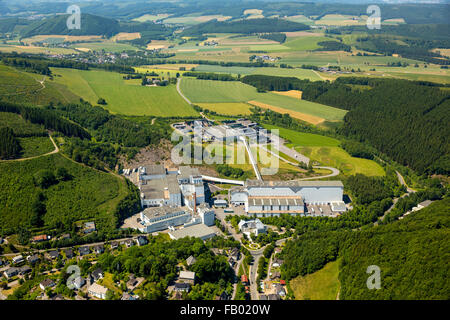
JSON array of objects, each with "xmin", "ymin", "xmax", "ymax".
[
  {"xmin": 179, "ymin": 271, "xmax": 195, "ymax": 280},
  {"xmin": 143, "ymin": 164, "xmax": 166, "ymax": 176},
  {"xmin": 140, "ymin": 175, "xmax": 180, "ymax": 199},
  {"xmin": 169, "ymin": 224, "xmax": 216, "ymax": 240},
  {"xmin": 178, "ymin": 166, "xmax": 201, "ymax": 179},
  {"xmin": 248, "ymin": 196, "xmax": 304, "ymax": 207},
  {"xmin": 246, "ymin": 180, "xmax": 344, "ymax": 188},
  {"xmin": 142, "ymin": 206, "xmax": 187, "ymax": 220}
]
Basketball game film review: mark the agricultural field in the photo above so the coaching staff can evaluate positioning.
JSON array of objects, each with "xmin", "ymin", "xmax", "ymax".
[
  {"xmin": 133, "ymin": 13, "xmax": 171, "ymax": 22},
  {"xmin": 298, "ymin": 146, "xmax": 385, "ymax": 177},
  {"xmin": 0, "ymin": 153, "xmax": 128, "ymax": 233},
  {"xmin": 196, "ymin": 102, "xmax": 253, "ymax": 115},
  {"xmin": 110, "ymin": 32, "xmax": 141, "ymax": 41},
  {"xmin": 50, "ymin": 68, "xmax": 198, "ymax": 116},
  {"xmin": 180, "ymin": 78, "xmax": 346, "ymax": 124},
  {"xmin": 0, "ymin": 44, "xmax": 78, "ymax": 55},
  {"xmin": 193, "ymin": 65, "xmax": 322, "ymax": 81},
  {"xmin": 290, "ymin": 260, "xmax": 340, "ymax": 300},
  {"xmin": 20, "ymin": 35, "xmax": 103, "ymax": 45},
  {"xmin": 262, "ymin": 125, "xmax": 340, "ymax": 147},
  {"xmin": 284, "ymin": 35, "xmax": 331, "ymax": 51},
  {"xmin": 315, "ymin": 14, "xmax": 366, "ymax": 26}
]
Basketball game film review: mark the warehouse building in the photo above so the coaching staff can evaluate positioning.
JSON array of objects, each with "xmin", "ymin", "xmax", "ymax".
[
  {"xmin": 230, "ymin": 180, "xmax": 345, "ymax": 217},
  {"xmin": 140, "ymin": 175, "xmax": 182, "ymax": 208}
]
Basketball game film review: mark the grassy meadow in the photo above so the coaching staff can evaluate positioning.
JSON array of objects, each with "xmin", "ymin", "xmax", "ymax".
[
  {"xmin": 290, "ymin": 260, "xmax": 340, "ymax": 300},
  {"xmin": 50, "ymin": 68, "xmax": 198, "ymax": 116}
]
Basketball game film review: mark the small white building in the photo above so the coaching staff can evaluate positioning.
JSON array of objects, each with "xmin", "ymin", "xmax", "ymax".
[
  {"xmin": 197, "ymin": 205, "xmax": 215, "ymax": 226},
  {"xmin": 88, "ymin": 283, "xmax": 108, "ymax": 300},
  {"xmin": 139, "ymin": 206, "xmax": 191, "ymax": 233},
  {"xmin": 238, "ymin": 219, "xmax": 267, "ymax": 237}
]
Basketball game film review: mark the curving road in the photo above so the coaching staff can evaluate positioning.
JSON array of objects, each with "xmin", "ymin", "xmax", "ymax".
[{"xmin": 176, "ymin": 77, "xmax": 192, "ymax": 105}]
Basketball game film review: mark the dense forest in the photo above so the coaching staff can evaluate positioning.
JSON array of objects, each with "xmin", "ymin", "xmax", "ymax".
[
  {"xmin": 281, "ymin": 197, "xmax": 450, "ymax": 299},
  {"xmin": 0, "ymin": 126, "xmax": 21, "ymax": 159},
  {"xmin": 315, "ymin": 41, "xmax": 351, "ymax": 52},
  {"xmin": 242, "ymin": 75, "xmax": 450, "ymax": 174},
  {"xmin": 259, "ymin": 32, "xmax": 287, "ymax": 44},
  {"xmin": 0, "ymin": 102, "xmax": 90, "ymax": 140},
  {"xmin": 181, "ymin": 18, "xmax": 309, "ymax": 37}
]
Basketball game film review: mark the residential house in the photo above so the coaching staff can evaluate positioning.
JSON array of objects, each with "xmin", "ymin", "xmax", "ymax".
[
  {"xmin": 32, "ymin": 234, "xmax": 49, "ymax": 243},
  {"xmin": 241, "ymin": 275, "xmax": 249, "ymax": 285},
  {"xmin": 12, "ymin": 255, "xmax": 24, "ymax": 264},
  {"xmin": 40, "ymin": 279, "xmax": 56, "ymax": 291},
  {"xmin": 110, "ymin": 241, "xmax": 119, "ymax": 250},
  {"xmin": 48, "ymin": 250, "xmax": 59, "ymax": 260},
  {"xmin": 121, "ymin": 293, "xmax": 138, "ymax": 300},
  {"xmin": 272, "ymin": 258, "xmax": 283, "ymax": 268},
  {"xmin": 78, "ymin": 246, "xmax": 90, "ymax": 256},
  {"xmin": 27, "ymin": 254, "xmax": 40, "ymax": 265},
  {"xmin": 84, "ymin": 222, "xmax": 96, "ymax": 234},
  {"xmin": 18, "ymin": 265, "xmax": 32, "ymax": 276},
  {"xmin": 174, "ymin": 282, "xmax": 191, "ymax": 292},
  {"xmin": 51, "ymin": 294, "xmax": 65, "ymax": 300},
  {"xmin": 275, "ymin": 283, "xmax": 286, "ymax": 297},
  {"xmin": 126, "ymin": 275, "xmax": 139, "ymax": 291},
  {"xmin": 186, "ymin": 255, "xmax": 197, "ymax": 266},
  {"xmin": 70, "ymin": 276, "xmax": 86, "ymax": 290},
  {"xmin": 3, "ymin": 267, "xmax": 19, "ymax": 279},
  {"xmin": 179, "ymin": 271, "xmax": 195, "ymax": 285},
  {"xmin": 90, "ymin": 268, "xmax": 104, "ymax": 282},
  {"xmin": 88, "ymin": 283, "xmax": 108, "ymax": 299},
  {"xmin": 93, "ymin": 245, "xmax": 104, "ymax": 254},
  {"xmin": 136, "ymin": 235, "xmax": 148, "ymax": 246},
  {"xmin": 64, "ymin": 249, "xmax": 74, "ymax": 259}
]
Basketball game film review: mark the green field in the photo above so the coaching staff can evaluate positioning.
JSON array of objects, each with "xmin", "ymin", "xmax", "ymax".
[
  {"xmin": 197, "ymin": 102, "xmax": 253, "ymax": 115},
  {"xmin": 51, "ymin": 68, "xmax": 198, "ymax": 116},
  {"xmin": 193, "ymin": 65, "xmax": 322, "ymax": 80},
  {"xmin": 0, "ymin": 153, "xmax": 127, "ymax": 233},
  {"xmin": 263, "ymin": 125, "xmax": 341, "ymax": 147},
  {"xmin": 180, "ymin": 78, "xmax": 346, "ymax": 121},
  {"xmin": 298, "ymin": 146, "xmax": 385, "ymax": 176},
  {"xmin": 284, "ymin": 36, "xmax": 331, "ymax": 51},
  {"xmin": 290, "ymin": 260, "xmax": 340, "ymax": 300}
]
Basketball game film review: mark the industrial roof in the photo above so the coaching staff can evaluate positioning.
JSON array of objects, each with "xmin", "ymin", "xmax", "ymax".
[
  {"xmin": 248, "ymin": 197, "xmax": 304, "ymax": 206},
  {"xmin": 246, "ymin": 180, "xmax": 344, "ymax": 188},
  {"xmin": 140, "ymin": 175, "xmax": 180, "ymax": 199},
  {"xmin": 143, "ymin": 164, "xmax": 166, "ymax": 176},
  {"xmin": 142, "ymin": 206, "xmax": 187, "ymax": 220},
  {"xmin": 169, "ymin": 224, "xmax": 216, "ymax": 240},
  {"xmin": 178, "ymin": 166, "xmax": 201, "ymax": 179}
]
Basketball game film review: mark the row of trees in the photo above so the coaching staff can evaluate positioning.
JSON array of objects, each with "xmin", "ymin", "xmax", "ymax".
[{"xmin": 0, "ymin": 127, "xmax": 21, "ymax": 159}]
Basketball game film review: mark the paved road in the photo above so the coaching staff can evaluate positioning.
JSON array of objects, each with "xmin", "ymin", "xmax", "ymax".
[{"xmin": 269, "ymin": 135, "xmax": 310, "ymax": 165}]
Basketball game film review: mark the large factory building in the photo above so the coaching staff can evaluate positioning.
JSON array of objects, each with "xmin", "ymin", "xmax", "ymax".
[{"xmin": 230, "ymin": 180, "xmax": 345, "ymax": 217}]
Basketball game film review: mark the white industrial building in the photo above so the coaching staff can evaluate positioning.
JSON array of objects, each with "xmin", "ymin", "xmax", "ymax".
[
  {"xmin": 230, "ymin": 180, "xmax": 345, "ymax": 217},
  {"xmin": 139, "ymin": 206, "xmax": 192, "ymax": 233},
  {"xmin": 138, "ymin": 165, "xmax": 205, "ymax": 209}
]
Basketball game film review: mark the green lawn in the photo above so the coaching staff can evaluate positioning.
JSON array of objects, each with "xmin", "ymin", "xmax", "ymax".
[
  {"xmin": 51, "ymin": 68, "xmax": 198, "ymax": 116},
  {"xmin": 298, "ymin": 146, "xmax": 385, "ymax": 176},
  {"xmin": 263, "ymin": 125, "xmax": 340, "ymax": 147},
  {"xmin": 290, "ymin": 260, "xmax": 340, "ymax": 300}
]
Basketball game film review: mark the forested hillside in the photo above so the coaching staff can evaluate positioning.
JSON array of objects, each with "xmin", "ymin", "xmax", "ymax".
[
  {"xmin": 282, "ymin": 197, "xmax": 450, "ymax": 300},
  {"xmin": 181, "ymin": 18, "xmax": 309, "ymax": 36},
  {"xmin": 20, "ymin": 13, "xmax": 120, "ymax": 38}
]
